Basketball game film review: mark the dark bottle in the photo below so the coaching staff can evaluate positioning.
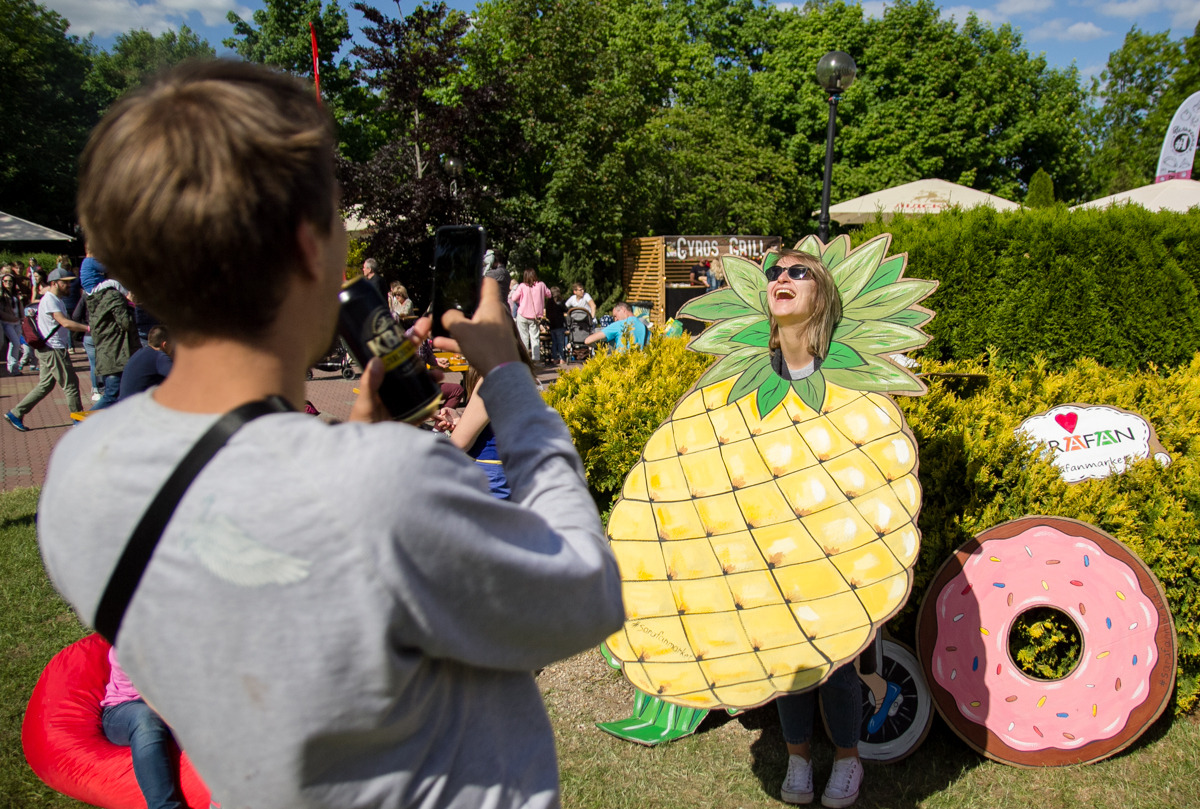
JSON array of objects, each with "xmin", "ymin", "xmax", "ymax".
[{"xmin": 337, "ymin": 278, "xmax": 441, "ymax": 423}]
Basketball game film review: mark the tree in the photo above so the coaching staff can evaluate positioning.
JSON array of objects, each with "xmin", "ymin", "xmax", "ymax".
[
  {"xmin": 1086, "ymin": 27, "xmax": 1183, "ymax": 196},
  {"xmin": 86, "ymin": 26, "xmax": 215, "ymax": 109},
  {"xmin": 0, "ymin": 0, "xmax": 97, "ymax": 231},
  {"xmin": 225, "ymin": 0, "xmax": 377, "ymax": 160},
  {"xmin": 339, "ymin": 1, "xmax": 502, "ymax": 300},
  {"xmin": 1025, "ymin": 168, "xmax": 1055, "ymax": 207}
]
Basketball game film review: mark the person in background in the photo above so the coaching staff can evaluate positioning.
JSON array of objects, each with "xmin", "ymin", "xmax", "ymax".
[
  {"xmin": 87, "ymin": 278, "xmax": 140, "ymax": 410},
  {"xmin": 102, "ymin": 648, "xmax": 186, "ymax": 809},
  {"xmin": 689, "ymin": 261, "xmax": 709, "ymax": 287},
  {"xmin": 508, "ymin": 268, "xmax": 551, "ymax": 364},
  {"xmin": 483, "ymin": 252, "xmax": 510, "ymax": 304},
  {"xmin": 584, "ymin": 301, "xmax": 647, "ymax": 353},
  {"xmin": 119, "ymin": 325, "xmax": 173, "ymax": 399},
  {"xmin": 5, "ymin": 268, "xmax": 89, "ymax": 431},
  {"xmin": 565, "ymin": 283, "xmax": 596, "ymax": 318},
  {"xmin": 362, "ymin": 257, "xmax": 387, "ymax": 300},
  {"xmin": 388, "ymin": 281, "xmax": 413, "ymax": 320},
  {"xmin": 0, "ymin": 271, "xmax": 25, "ymax": 374},
  {"xmin": 79, "ymin": 245, "xmax": 109, "ymax": 395},
  {"xmin": 546, "ymin": 286, "xmax": 567, "ymax": 367}
]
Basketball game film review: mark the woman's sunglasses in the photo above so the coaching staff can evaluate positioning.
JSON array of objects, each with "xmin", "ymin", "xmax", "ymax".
[{"xmin": 765, "ymin": 264, "xmax": 810, "ymax": 283}]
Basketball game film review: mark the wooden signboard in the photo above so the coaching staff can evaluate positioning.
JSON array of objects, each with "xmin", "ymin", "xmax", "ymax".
[{"xmin": 622, "ymin": 235, "xmax": 781, "ymax": 325}]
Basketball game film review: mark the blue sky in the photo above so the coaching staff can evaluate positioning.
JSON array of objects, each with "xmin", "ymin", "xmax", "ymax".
[{"xmin": 43, "ymin": 0, "xmax": 1200, "ymax": 83}]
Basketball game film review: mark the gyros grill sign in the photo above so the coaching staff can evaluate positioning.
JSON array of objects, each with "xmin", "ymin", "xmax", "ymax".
[{"xmin": 665, "ymin": 235, "xmax": 782, "ymax": 262}]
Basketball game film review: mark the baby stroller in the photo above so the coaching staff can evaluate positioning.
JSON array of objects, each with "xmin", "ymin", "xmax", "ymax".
[
  {"xmin": 307, "ymin": 337, "xmax": 357, "ymax": 380},
  {"xmin": 565, "ymin": 307, "xmax": 595, "ymax": 362}
]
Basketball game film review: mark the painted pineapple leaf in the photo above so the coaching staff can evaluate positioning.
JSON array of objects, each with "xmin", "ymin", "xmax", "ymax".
[
  {"xmin": 722, "ymin": 255, "xmax": 769, "ymax": 312},
  {"xmin": 843, "ymin": 279, "xmax": 938, "ymax": 321},
  {"xmin": 832, "ymin": 318, "xmax": 861, "ymax": 341},
  {"xmin": 840, "ymin": 321, "xmax": 929, "ymax": 355},
  {"xmin": 794, "ymin": 235, "xmax": 822, "ymax": 257},
  {"xmin": 832, "ymin": 235, "xmax": 890, "ymax": 304},
  {"xmin": 820, "ymin": 341, "xmax": 867, "ymax": 370},
  {"xmin": 755, "ymin": 372, "xmax": 792, "ymax": 418},
  {"xmin": 678, "ymin": 289, "xmax": 759, "ymax": 322},
  {"xmin": 821, "ymin": 235, "xmax": 850, "ymax": 270},
  {"xmin": 792, "ymin": 372, "xmax": 826, "ymax": 412},
  {"xmin": 883, "ymin": 307, "xmax": 934, "ymax": 329},
  {"xmin": 859, "ymin": 255, "xmax": 907, "ymax": 297},
  {"xmin": 689, "ymin": 314, "xmax": 766, "ymax": 355},
  {"xmin": 824, "ymin": 354, "xmax": 926, "ymax": 395},
  {"xmin": 727, "ymin": 355, "xmax": 775, "ymax": 405},
  {"xmin": 697, "ymin": 346, "xmax": 764, "ymax": 388},
  {"xmin": 732, "ymin": 320, "xmax": 771, "ymax": 347}
]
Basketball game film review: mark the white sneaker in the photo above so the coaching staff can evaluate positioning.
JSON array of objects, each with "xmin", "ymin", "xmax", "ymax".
[
  {"xmin": 780, "ymin": 755, "xmax": 814, "ymax": 804},
  {"xmin": 91, "ymin": 390, "xmax": 102, "ymax": 401},
  {"xmin": 821, "ymin": 757, "xmax": 863, "ymax": 808}
]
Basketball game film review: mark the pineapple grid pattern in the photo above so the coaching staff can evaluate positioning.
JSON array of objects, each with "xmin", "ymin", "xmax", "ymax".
[{"xmin": 604, "ymin": 234, "xmax": 937, "ymax": 711}]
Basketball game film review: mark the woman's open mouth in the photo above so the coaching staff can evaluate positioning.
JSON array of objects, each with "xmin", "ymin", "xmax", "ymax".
[{"xmin": 773, "ymin": 288, "xmax": 796, "ymax": 300}]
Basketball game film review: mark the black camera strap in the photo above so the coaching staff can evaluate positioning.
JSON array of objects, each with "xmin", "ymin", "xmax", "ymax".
[{"xmin": 93, "ymin": 395, "xmax": 294, "ymax": 644}]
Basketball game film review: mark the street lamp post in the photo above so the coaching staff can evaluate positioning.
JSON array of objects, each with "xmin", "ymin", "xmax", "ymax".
[
  {"xmin": 815, "ymin": 51, "xmax": 857, "ymax": 242},
  {"xmin": 443, "ymin": 155, "xmax": 463, "ymax": 199}
]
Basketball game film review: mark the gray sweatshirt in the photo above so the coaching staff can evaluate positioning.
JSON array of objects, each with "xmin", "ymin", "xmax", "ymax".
[{"xmin": 39, "ymin": 364, "xmax": 625, "ymax": 808}]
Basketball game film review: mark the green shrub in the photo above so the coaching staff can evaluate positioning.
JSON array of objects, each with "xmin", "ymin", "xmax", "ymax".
[
  {"xmin": 898, "ymin": 354, "xmax": 1200, "ymax": 714},
  {"xmin": 544, "ymin": 333, "xmax": 710, "ymax": 515},
  {"xmin": 1024, "ymin": 168, "xmax": 1056, "ymax": 208},
  {"xmin": 855, "ymin": 206, "xmax": 1200, "ymax": 371}
]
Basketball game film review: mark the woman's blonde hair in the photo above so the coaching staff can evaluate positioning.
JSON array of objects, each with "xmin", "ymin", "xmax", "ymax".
[
  {"xmin": 390, "ymin": 281, "xmax": 408, "ymax": 299},
  {"xmin": 766, "ymin": 249, "xmax": 842, "ymax": 360}
]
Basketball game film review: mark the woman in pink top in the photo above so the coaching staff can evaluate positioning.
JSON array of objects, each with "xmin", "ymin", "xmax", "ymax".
[
  {"xmin": 101, "ymin": 648, "xmax": 185, "ymax": 809},
  {"xmin": 508, "ymin": 268, "xmax": 551, "ymax": 362}
]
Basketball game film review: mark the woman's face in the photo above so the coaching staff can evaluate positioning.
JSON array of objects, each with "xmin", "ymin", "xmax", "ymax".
[{"xmin": 766, "ymin": 256, "xmax": 820, "ymax": 325}]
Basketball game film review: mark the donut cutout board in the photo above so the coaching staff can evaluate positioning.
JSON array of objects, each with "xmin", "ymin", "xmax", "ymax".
[
  {"xmin": 917, "ymin": 516, "xmax": 1176, "ymax": 766},
  {"xmin": 1017, "ymin": 404, "xmax": 1171, "ymax": 484}
]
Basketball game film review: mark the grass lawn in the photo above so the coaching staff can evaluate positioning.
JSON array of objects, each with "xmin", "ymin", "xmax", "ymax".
[{"xmin": 3, "ymin": 486, "xmax": 1198, "ymax": 809}]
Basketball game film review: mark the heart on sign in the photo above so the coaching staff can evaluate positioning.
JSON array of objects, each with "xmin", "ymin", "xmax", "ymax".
[{"xmin": 1055, "ymin": 412, "xmax": 1078, "ymax": 433}]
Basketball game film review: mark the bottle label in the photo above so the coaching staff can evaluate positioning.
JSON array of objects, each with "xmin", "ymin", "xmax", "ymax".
[{"xmin": 363, "ymin": 309, "xmax": 417, "ymax": 372}]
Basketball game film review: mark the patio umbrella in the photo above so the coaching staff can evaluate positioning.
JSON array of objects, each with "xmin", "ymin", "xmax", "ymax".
[
  {"xmin": 0, "ymin": 211, "xmax": 72, "ymax": 242},
  {"xmin": 1070, "ymin": 178, "xmax": 1200, "ymax": 213},
  {"xmin": 822, "ymin": 178, "xmax": 1021, "ymax": 225}
]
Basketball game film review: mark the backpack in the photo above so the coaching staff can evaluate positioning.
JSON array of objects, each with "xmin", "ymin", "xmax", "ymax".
[{"xmin": 22, "ymin": 309, "xmax": 60, "ymax": 351}]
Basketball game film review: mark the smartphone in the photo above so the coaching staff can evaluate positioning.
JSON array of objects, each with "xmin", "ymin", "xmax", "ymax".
[{"xmin": 430, "ymin": 224, "xmax": 486, "ymax": 338}]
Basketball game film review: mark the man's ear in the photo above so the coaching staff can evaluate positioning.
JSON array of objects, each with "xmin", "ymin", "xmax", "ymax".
[{"xmin": 295, "ymin": 220, "xmax": 324, "ymax": 284}]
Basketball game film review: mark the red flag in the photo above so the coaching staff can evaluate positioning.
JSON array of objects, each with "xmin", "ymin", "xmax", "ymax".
[{"xmin": 310, "ymin": 22, "xmax": 321, "ymax": 104}]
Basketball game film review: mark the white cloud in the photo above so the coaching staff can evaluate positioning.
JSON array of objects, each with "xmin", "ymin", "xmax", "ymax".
[
  {"xmin": 44, "ymin": 0, "xmax": 250, "ymax": 38},
  {"xmin": 859, "ymin": 1, "xmax": 889, "ymax": 19},
  {"xmin": 1095, "ymin": 0, "xmax": 1163, "ymax": 18},
  {"xmin": 994, "ymin": 0, "xmax": 1050, "ymax": 14},
  {"xmin": 944, "ymin": 5, "xmax": 1006, "ymax": 25},
  {"xmin": 775, "ymin": 2, "xmax": 798, "ymax": 12},
  {"xmin": 1031, "ymin": 18, "xmax": 1111, "ymax": 39}
]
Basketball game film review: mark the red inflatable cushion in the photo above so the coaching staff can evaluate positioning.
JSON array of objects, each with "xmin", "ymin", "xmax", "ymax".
[{"xmin": 22, "ymin": 633, "xmax": 212, "ymax": 809}]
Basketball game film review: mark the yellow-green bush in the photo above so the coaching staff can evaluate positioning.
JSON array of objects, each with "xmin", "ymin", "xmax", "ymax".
[
  {"xmin": 546, "ymin": 340, "xmax": 1200, "ymax": 714},
  {"xmin": 543, "ymin": 333, "xmax": 710, "ymax": 516},
  {"xmin": 899, "ymin": 353, "xmax": 1200, "ymax": 714}
]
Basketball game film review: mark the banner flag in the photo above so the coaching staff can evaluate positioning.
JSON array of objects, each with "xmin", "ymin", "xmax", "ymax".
[
  {"xmin": 1155, "ymin": 90, "xmax": 1200, "ymax": 182},
  {"xmin": 310, "ymin": 22, "xmax": 321, "ymax": 103}
]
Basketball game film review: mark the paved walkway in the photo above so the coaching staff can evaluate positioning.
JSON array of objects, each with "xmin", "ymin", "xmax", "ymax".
[{"xmin": 0, "ymin": 351, "xmax": 567, "ymax": 493}]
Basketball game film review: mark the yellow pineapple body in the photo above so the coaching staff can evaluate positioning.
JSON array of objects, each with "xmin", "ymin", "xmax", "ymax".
[{"xmin": 606, "ymin": 375, "xmax": 921, "ymax": 710}]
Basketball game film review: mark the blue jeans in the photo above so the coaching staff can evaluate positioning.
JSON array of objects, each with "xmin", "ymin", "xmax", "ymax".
[
  {"xmin": 92, "ymin": 373, "xmax": 122, "ymax": 410},
  {"xmin": 83, "ymin": 333, "xmax": 98, "ymax": 390},
  {"xmin": 776, "ymin": 662, "xmax": 862, "ymax": 749},
  {"xmin": 101, "ymin": 699, "xmax": 184, "ymax": 809},
  {"xmin": 550, "ymin": 328, "xmax": 566, "ymax": 361}
]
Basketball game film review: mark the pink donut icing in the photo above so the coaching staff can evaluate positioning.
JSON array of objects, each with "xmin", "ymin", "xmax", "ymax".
[{"xmin": 929, "ymin": 525, "xmax": 1160, "ymax": 751}]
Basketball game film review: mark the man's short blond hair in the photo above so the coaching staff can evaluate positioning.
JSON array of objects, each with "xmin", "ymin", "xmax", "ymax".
[{"xmin": 77, "ymin": 60, "xmax": 336, "ymax": 341}]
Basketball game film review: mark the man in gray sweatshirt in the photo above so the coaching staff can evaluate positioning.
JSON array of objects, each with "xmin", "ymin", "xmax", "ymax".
[{"xmin": 38, "ymin": 60, "xmax": 625, "ymax": 809}]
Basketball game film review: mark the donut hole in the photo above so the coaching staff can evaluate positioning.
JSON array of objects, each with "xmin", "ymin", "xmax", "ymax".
[{"xmin": 1007, "ymin": 607, "xmax": 1082, "ymax": 681}]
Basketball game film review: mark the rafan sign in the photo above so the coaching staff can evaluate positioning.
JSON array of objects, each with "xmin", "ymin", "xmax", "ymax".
[{"xmin": 1017, "ymin": 404, "xmax": 1171, "ymax": 484}]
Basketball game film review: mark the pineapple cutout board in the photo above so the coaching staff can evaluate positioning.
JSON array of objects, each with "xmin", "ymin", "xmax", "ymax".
[{"xmin": 598, "ymin": 234, "xmax": 937, "ymax": 744}]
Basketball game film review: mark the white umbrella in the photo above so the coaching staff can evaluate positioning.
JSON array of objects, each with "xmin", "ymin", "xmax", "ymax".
[
  {"xmin": 1070, "ymin": 178, "xmax": 1200, "ymax": 213},
  {"xmin": 822, "ymin": 178, "xmax": 1021, "ymax": 225},
  {"xmin": 0, "ymin": 210, "xmax": 72, "ymax": 242}
]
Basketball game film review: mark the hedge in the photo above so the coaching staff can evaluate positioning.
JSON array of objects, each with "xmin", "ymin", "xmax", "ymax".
[
  {"xmin": 855, "ymin": 205, "xmax": 1200, "ymax": 372},
  {"xmin": 547, "ymin": 339, "xmax": 1200, "ymax": 715}
]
